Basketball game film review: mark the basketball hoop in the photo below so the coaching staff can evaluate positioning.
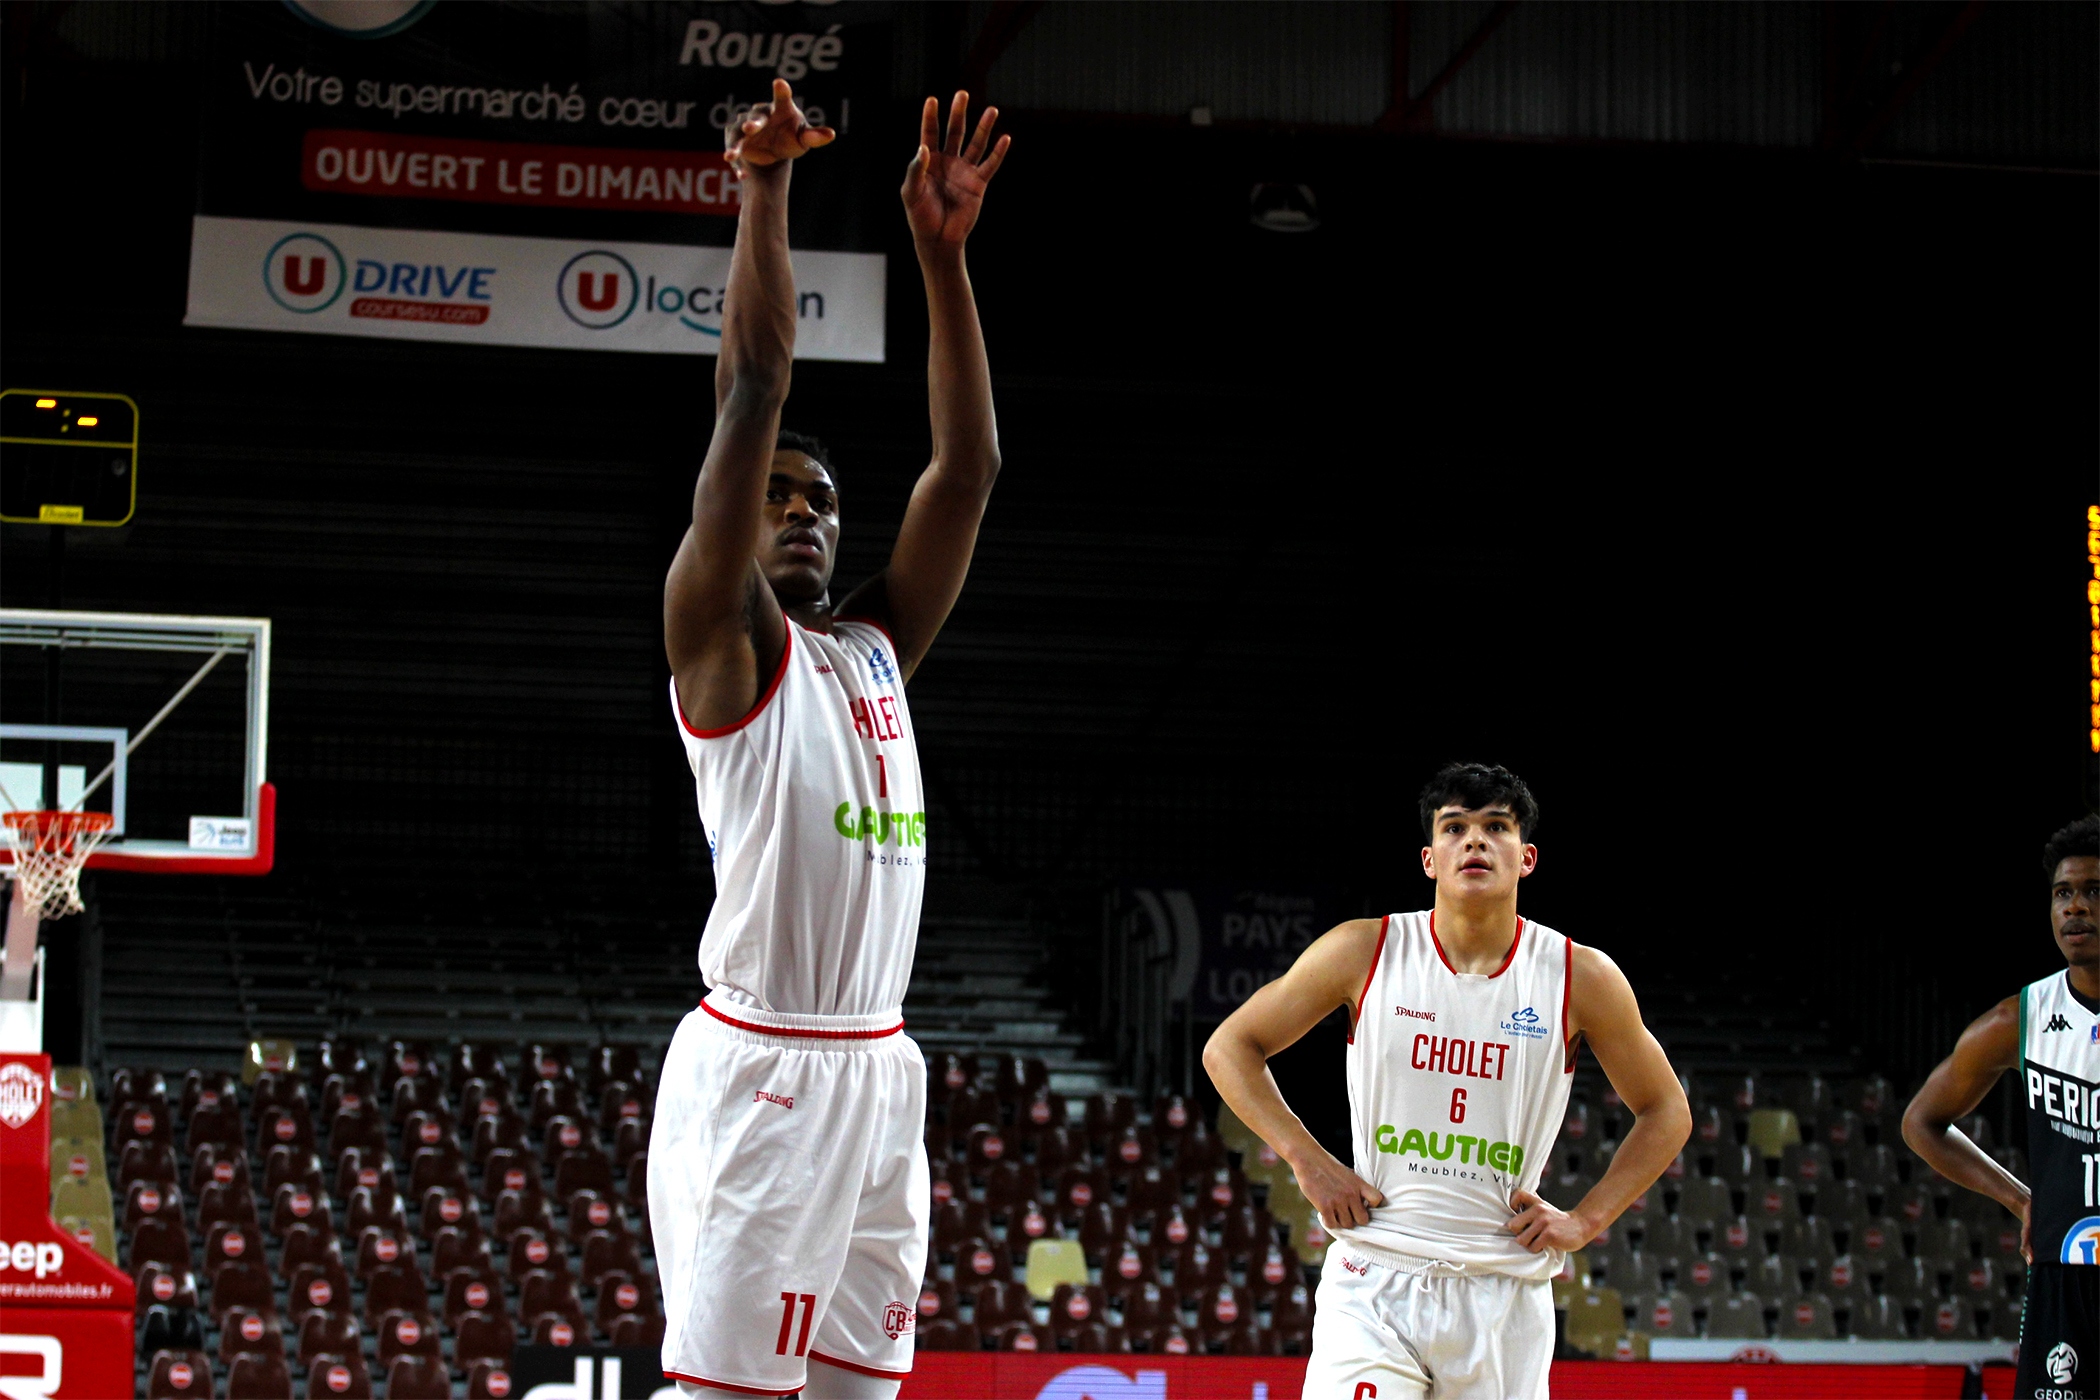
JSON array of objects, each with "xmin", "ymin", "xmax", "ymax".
[{"xmin": 4, "ymin": 811, "xmax": 114, "ymax": 920}]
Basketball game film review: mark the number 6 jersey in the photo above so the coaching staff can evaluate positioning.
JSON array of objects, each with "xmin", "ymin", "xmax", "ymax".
[
  {"xmin": 672, "ymin": 616, "xmax": 925, "ymax": 1017},
  {"xmin": 1337, "ymin": 911, "xmax": 1577, "ymax": 1279}
]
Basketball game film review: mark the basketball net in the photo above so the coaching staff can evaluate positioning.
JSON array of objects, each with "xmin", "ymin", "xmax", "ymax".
[{"xmin": 3, "ymin": 811, "xmax": 115, "ymax": 921}]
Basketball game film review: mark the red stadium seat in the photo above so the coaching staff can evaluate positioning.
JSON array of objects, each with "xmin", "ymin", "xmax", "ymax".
[
  {"xmin": 270, "ymin": 1183, "xmax": 332, "ymax": 1240},
  {"xmin": 956, "ymin": 1236, "xmax": 1012, "ymax": 1284},
  {"xmin": 409, "ymin": 1142, "xmax": 469, "ymax": 1198},
  {"xmin": 1078, "ymin": 1203, "xmax": 1132, "ymax": 1267},
  {"xmin": 555, "ymin": 1147, "xmax": 616, "ymax": 1200},
  {"xmin": 621, "ymin": 1151, "xmax": 648, "ymax": 1212},
  {"xmin": 594, "ymin": 1274, "xmax": 656, "ymax": 1336},
  {"xmin": 971, "ymin": 1279, "xmax": 1032, "ymax": 1339},
  {"xmin": 319, "ymin": 1068, "xmax": 376, "ymax": 1121},
  {"xmin": 916, "ymin": 1318, "xmax": 967, "ymax": 1352},
  {"xmin": 1171, "ymin": 1120, "xmax": 1223, "ymax": 1176},
  {"xmin": 210, "ymin": 1260, "xmax": 276, "ymax": 1324},
  {"xmin": 1002, "ymin": 1200, "xmax": 1056, "ymax": 1257},
  {"xmin": 1106, "ymin": 1125, "xmax": 1157, "ymax": 1170},
  {"xmin": 146, "ymin": 1348, "xmax": 215, "ymax": 1399},
  {"xmin": 597, "ymin": 1081, "xmax": 649, "ymax": 1134},
  {"xmin": 115, "ymin": 1098, "xmax": 175, "ymax": 1152},
  {"xmin": 135, "ymin": 1262, "xmax": 201, "ymax": 1313},
  {"xmin": 1166, "ymin": 1241, "xmax": 1223, "ymax": 1298},
  {"xmin": 610, "ymin": 1312, "xmax": 665, "ymax": 1348},
  {"xmin": 1083, "ymin": 1092, "xmax": 1137, "ymax": 1149},
  {"xmin": 433, "ymin": 1223, "xmax": 494, "ymax": 1279},
  {"xmin": 454, "ymin": 1309, "xmax": 518, "ymax": 1370},
  {"xmin": 982, "ymin": 1161, "xmax": 1041, "ymax": 1223},
  {"xmin": 565, "ymin": 1188, "xmax": 625, "ymax": 1244},
  {"xmin": 258, "ymin": 1104, "xmax": 315, "ymax": 1155},
  {"xmin": 190, "ymin": 1142, "xmax": 252, "ymax": 1197},
  {"xmin": 228, "ymin": 1352, "xmax": 295, "ymax": 1399},
  {"xmin": 1050, "ymin": 1282, "xmax": 1108, "ymax": 1332},
  {"xmin": 365, "ymin": 1264, "xmax": 429, "ymax": 1328},
  {"xmin": 1120, "ymin": 1165, "xmax": 1180, "ymax": 1219},
  {"xmin": 120, "ymin": 1138, "xmax": 182, "ymax": 1191},
  {"xmin": 199, "ymin": 1180, "xmax": 260, "ymax": 1236},
  {"xmin": 287, "ymin": 1260, "xmax": 352, "ymax": 1320},
  {"xmin": 611, "ymin": 1115, "xmax": 649, "ymax": 1168},
  {"xmin": 991, "ymin": 1321, "xmax": 1050, "ymax": 1352},
  {"xmin": 542, "ymin": 1115, "xmax": 599, "ymax": 1170},
  {"xmin": 1027, "ymin": 1124, "xmax": 1079, "ymax": 1179},
  {"xmin": 443, "ymin": 1266, "xmax": 509, "ymax": 1327},
  {"xmin": 402, "ymin": 1108, "xmax": 457, "ymax": 1158},
  {"xmin": 217, "ymin": 1306, "xmax": 284, "ymax": 1364},
  {"xmin": 297, "ymin": 1312, "xmax": 361, "ymax": 1369},
  {"xmin": 346, "ymin": 1185, "xmax": 408, "ymax": 1240},
  {"xmin": 382, "ymin": 1042, "xmax": 438, "ymax": 1089},
  {"xmin": 459, "ymin": 1075, "xmax": 513, "ymax": 1125},
  {"xmin": 124, "ymin": 1178, "xmax": 184, "ymax": 1233},
  {"xmin": 520, "ymin": 1267, "xmax": 580, "ymax": 1322},
  {"xmin": 418, "ymin": 1184, "xmax": 480, "ymax": 1241},
  {"xmin": 466, "ymin": 1361, "xmax": 519, "ymax": 1400},
  {"xmin": 494, "ymin": 1187, "xmax": 555, "ymax": 1241},
  {"xmin": 301, "ymin": 1352, "xmax": 372, "ymax": 1400},
  {"xmin": 353, "ymin": 1226, "xmax": 413, "ymax": 1279},
  {"xmin": 1053, "ymin": 1165, "xmax": 1107, "ymax": 1221},
  {"xmin": 531, "ymin": 1077, "xmax": 583, "ymax": 1129},
  {"xmin": 1149, "ymin": 1203, "xmax": 1196, "ymax": 1250},
  {"xmin": 473, "ymin": 1109, "xmax": 529, "ymax": 1167},
  {"xmin": 203, "ymin": 1221, "xmax": 261, "ymax": 1276},
  {"xmin": 580, "ymin": 1229, "xmax": 643, "ymax": 1289},
  {"xmin": 384, "ymin": 1354, "xmax": 450, "ymax": 1400},
  {"xmin": 917, "ymin": 1278, "xmax": 959, "ymax": 1328},
  {"xmin": 377, "ymin": 1309, "xmax": 442, "ymax": 1365},
  {"xmin": 530, "ymin": 1307, "xmax": 589, "ymax": 1347},
  {"xmin": 482, "ymin": 1148, "xmax": 544, "ymax": 1206},
  {"xmin": 506, "ymin": 1227, "xmax": 570, "ymax": 1281},
  {"xmin": 329, "ymin": 1147, "xmax": 392, "ymax": 1204},
  {"xmin": 186, "ymin": 1102, "xmax": 245, "ymax": 1158},
  {"xmin": 1135, "ymin": 1325, "xmax": 1194, "ymax": 1356}
]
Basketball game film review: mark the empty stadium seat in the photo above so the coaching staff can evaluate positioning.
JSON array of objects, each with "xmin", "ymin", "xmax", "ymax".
[
  {"xmin": 365, "ymin": 1264, "xmax": 430, "ymax": 1328},
  {"xmin": 135, "ymin": 1262, "xmax": 201, "ymax": 1313},
  {"xmin": 385, "ymin": 1354, "xmax": 451, "ymax": 1400},
  {"xmin": 199, "ymin": 1182, "xmax": 260, "ymax": 1239},
  {"xmin": 520, "ymin": 1268, "xmax": 581, "ymax": 1323},
  {"xmin": 141, "ymin": 1303, "xmax": 206, "ymax": 1354},
  {"xmin": 507, "ymin": 1227, "xmax": 569, "ymax": 1280},
  {"xmin": 1779, "ymin": 1293, "xmax": 1836, "ymax": 1340},
  {"xmin": 298, "ymin": 1310, "xmax": 361, "ymax": 1368},
  {"xmin": 433, "ymin": 1223, "xmax": 493, "ymax": 1278},
  {"xmin": 411, "ymin": 1143, "xmax": 470, "ymax": 1198},
  {"xmin": 302, "ymin": 1351, "xmax": 371, "ymax": 1393},
  {"xmin": 146, "ymin": 1348, "xmax": 214, "ymax": 1399},
  {"xmin": 990, "ymin": 1321, "xmax": 1050, "ymax": 1351},
  {"xmin": 455, "ymin": 1308, "xmax": 518, "ymax": 1369},
  {"xmin": 191, "ymin": 1143, "xmax": 251, "ymax": 1197},
  {"xmin": 217, "ymin": 1306, "xmax": 283, "ymax": 1364},
  {"xmin": 611, "ymin": 1313, "xmax": 665, "ymax": 1348},
  {"xmin": 467, "ymin": 1362, "xmax": 519, "ymax": 1400},
  {"xmin": 226, "ymin": 1352, "xmax": 292, "ymax": 1400},
  {"xmin": 210, "ymin": 1260, "xmax": 276, "ymax": 1323}
]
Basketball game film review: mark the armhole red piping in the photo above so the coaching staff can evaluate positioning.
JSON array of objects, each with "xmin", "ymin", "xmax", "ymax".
[
  {"xmin": 809, "ymin": 1350, "xmax": 911, "ymax": 1380},
  {"xmin": 1561, "ymin": 937, "xmax": 1577, "ymax": 1073},
  {"xmin": 834, "ymin": 613, "xmax": 898, "ymax": 650},
  {"xmin": 1347, "ymin": 915, "xmax": 1391, "ymax": 1045},
  {"xmin": 676, "ymin": 621, "xmax": 795, "ymax": 739}
]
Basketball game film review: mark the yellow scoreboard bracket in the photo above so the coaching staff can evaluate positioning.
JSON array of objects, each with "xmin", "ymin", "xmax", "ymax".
[{"xmin": 0, "ymin": 389, "xmax": 140, "ymax": 526}]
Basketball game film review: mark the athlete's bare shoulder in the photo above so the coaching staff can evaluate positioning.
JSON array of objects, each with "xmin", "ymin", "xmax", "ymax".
[
  {"xmin": 1955, "ymin": 994, "xmax": 2021, "ymax": 1067},
  {"xmin": 1295, "ymin": 917, "xmax": 1386, "ymax": 1017}
]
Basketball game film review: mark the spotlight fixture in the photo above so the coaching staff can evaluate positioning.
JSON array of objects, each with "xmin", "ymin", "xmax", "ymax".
[{"xmin": 1248, "ymin": 183, "xmax": 1320, "ymax": 233}]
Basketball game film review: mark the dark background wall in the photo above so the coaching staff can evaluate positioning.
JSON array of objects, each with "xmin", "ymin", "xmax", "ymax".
[{"xmin": 2, "ymin": 1, "xmax": 2094, "ymax": 1084}]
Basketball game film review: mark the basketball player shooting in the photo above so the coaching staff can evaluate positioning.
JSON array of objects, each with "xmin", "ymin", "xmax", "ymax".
[
  {"xmin": 1902, "ymin": 816, "xmax": 2098, "ymax": 1400},
  {"xmin": 648, "ymin": 81, "xmax": 1009, "ymax": 1399},
  {"xmin": 1205, "ymin": 763, "xmax": 1691, "ymax": 1399}
]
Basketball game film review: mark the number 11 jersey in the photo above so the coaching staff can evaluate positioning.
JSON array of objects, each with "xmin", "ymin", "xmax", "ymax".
[{"xmin": 672, "ymin": 616, "xmax": 925, "ymax": 1017}]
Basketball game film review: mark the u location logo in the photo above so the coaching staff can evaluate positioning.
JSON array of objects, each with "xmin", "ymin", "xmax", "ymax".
[
  {"xmin": 263, "ymin": 232, "xmax": 346, "ymax": 313},
  {"xmin": 557, "ymin": 249, "xmax": 638, "ymax": 329}
]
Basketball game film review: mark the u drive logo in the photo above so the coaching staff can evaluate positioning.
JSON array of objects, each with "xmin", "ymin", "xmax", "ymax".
[
  {"xmin": 0, "ymin": 1334, "xmax": 61, "ymax": 1400},
  {"xmin": 262, "ymin": 232, "xmax": 347, "ymax": 314}
]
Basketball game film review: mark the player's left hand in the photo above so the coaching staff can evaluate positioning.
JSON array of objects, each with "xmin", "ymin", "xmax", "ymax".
[
  {"xmin": 901, "ymin": 92, "xmax": 1010, "ymax": 248},
  {"xmin": 1506, "ymin": 1188, "xmax": 1594, "ymax": 1253}
]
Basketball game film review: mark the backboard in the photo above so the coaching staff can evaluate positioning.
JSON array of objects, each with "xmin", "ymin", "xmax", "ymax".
[{"xmin": 0, "ymin": 609, "xmax": 272, "ymax": 875}]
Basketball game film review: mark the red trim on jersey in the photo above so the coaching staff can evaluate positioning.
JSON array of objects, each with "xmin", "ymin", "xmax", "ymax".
[
  {"xmin": 1562, "ymin": 937, "xmax": 1577, "ymax": 1073},
  {"xmin": 1427, "ymin": 911, "xmax": 1524, "ymax": 978},
  {"xmin": 1347, "ymin": 915, "xmax": 1391, "ymax": 1045},
  {"xmin": 661, "ymin": 1371, "xmax": 801, "ymax": 1396},
  {"xmin": 700, "ymin": 998, "xmax": 905, "ymax": 1041},
  {"xmin": 834, "ymin": 614, "xmax": 898, "ymax": 650},
  {"xmin": 676, "ymin": 622, "xmax": 795, "ymax": 739},
  {"xmin": 809, "ymin": 1350, "xmax": 912, "ymax": 1379}
]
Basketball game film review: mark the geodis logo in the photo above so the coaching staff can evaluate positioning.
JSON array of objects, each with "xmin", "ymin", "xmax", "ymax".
[{"xmin": 263, "ymin": 232, "xmax": 347, "ymax": 313}]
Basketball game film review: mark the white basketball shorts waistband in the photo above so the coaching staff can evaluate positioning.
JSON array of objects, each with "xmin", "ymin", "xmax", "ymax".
[{"xmin": 699, "ymin": 987, "xmax": 906, "ymax": 1046}]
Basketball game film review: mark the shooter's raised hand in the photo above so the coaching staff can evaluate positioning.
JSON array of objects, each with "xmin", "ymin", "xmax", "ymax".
[
  {"xmin": 727, "ymin": 78, "xmax": 835, "ymax": 172},
  {"xmin": 901, "ymin": 92, "xmax": 1010, "ymax": 248}
]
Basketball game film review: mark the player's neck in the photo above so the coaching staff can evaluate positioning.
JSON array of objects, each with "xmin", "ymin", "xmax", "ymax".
[
  {"xmin": 2068, "ymin": 960, "xmax": 2100, "ymax": 1001},
  {"xmin": 785, "ymin": 598, "xmax": 834, "ymax": 633},
  {"xmin": 1431, "ymin": 892, "xmax": 1521, "ymax": 974}
]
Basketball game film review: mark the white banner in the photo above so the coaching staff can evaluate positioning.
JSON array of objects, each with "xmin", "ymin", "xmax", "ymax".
[{"xmin": 183, "ymin": 214, "xmax": 884, "ymax": 362}]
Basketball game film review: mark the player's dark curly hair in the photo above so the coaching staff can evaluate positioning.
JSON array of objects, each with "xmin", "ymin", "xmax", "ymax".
[
  {"xmin": 2042, "ymin": 814, "xmax": 2098, "ymax": 881},
  {"xmin": 775, "ymin": 430, "xmax": 839, "ymax": 488},
  {"xmin": 1417, "ymin": 762, "xmax": 1539, "ymax": 843}
]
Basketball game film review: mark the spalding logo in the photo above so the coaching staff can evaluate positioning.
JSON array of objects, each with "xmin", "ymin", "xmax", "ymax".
[{"xmin": 0, "ymin": 1063, "xmax": 49, "ymax": 1128}]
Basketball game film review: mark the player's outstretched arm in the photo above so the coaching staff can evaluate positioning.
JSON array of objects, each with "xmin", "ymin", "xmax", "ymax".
[
  {"xmin": 1510, "ymin": 945, "xmax": 1691, "ymax": 1253},
  {"xmin": 837, "ymin": 93, "xmax": 1010, "ymax": 681},
  {"xmin": 1203, "ymin": 919, "xmax": 1386, "ymax": 1231},
  {"xmin": 1902, "ymin": 997, "xmax": 2031, "ymax": 1257},
  {"xmin": 665, "ymin": 79, "xmax": 834, "ymax": 730}
]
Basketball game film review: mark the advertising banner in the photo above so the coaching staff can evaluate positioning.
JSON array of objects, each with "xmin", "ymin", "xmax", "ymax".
[
  {"xmin": 187, "ymin": 214, "xmax": 884, "ymax": 359},
  {"xmin": 0, "ymin": 1053, "xmax": 137, "ymax": 1400},
  {"xmin": 186, "ymin": 1, "xmax": 892, "ymax": 360},
  {"xmin": 1125, "ymin": 887, "xmax": 1347, "ymax": 1019},
  {"xmin": 897, "ymin": 1356, "xmax": 1982, "ymax": 1400}
]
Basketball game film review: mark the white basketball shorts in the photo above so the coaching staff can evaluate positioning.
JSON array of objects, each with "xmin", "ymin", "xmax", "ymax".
[
  {"xmin": 1303, "ymin": 1245, "xmax": 1554, "ymax": 1400},
  {"xmin": 649, "ymin": 990, "xmax": 930, "ymax": 1396}
]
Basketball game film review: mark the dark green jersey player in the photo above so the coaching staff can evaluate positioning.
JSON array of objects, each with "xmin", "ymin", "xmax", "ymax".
[{"xmin": 1905, "ymin": 815, "xmax": 2099, "ymax": 1399}]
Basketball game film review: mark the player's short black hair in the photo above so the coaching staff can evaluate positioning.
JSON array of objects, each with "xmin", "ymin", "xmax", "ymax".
[
  {"xmin": 774, "ymin": 430, "xmax": 838, "ymax": 488},
  {"xmin": 1418, "ymin": 762, "xmax": 1539, "ymax": 843},
  {"xmin": 2042, "ymin": 814, "xmax": 2098, "ymax": 882}
]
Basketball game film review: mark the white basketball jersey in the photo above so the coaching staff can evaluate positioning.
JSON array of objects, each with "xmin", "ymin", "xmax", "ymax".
[
  {"xmin": 672, "ymin": 616, "xmax": 925, "ymax": 1017},
  {"xmin": 1336, "ymin": 910, "xmax": 1576, "ymax": 1279}
]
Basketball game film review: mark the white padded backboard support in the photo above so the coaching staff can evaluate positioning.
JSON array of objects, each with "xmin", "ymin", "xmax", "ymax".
[{"xmin": 0, "ymin": 609, "xmax": 272, "ymax": 875}]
